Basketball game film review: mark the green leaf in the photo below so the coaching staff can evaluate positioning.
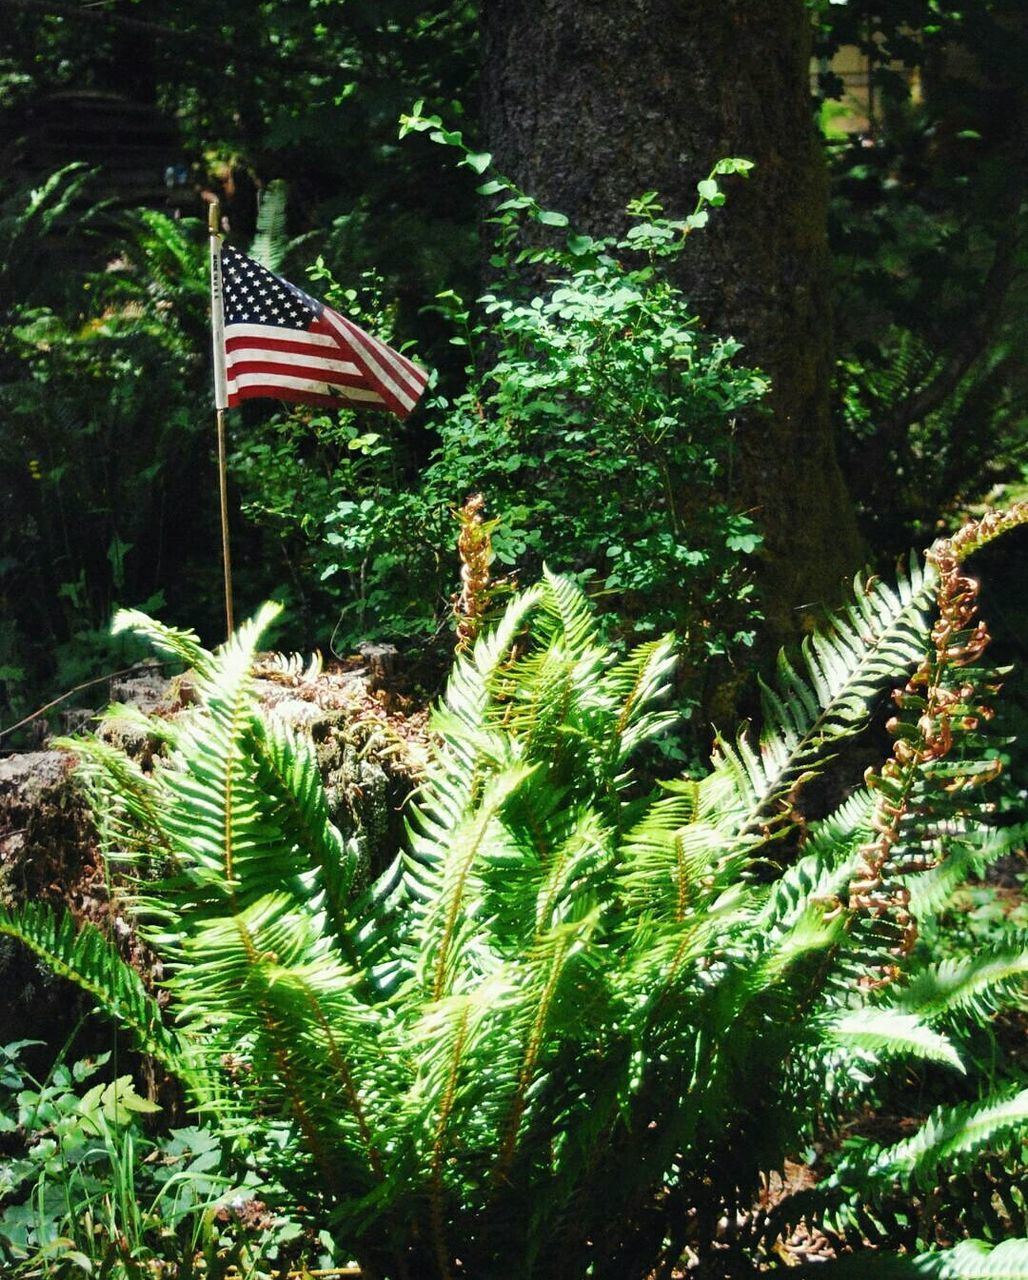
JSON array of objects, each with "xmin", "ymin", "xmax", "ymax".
[
  {"xmin": 827, "ymin": 1009, "xmax": 964, "ymax": 1073},
  {"xmin": 917, "ymin": 1238, "xmax": 1028, "ymax": 1278},
  {"xmin": 430, "ymin": 126, "xmax": 465, "ymax": 149},
  {"xmin": 725, "ymin": 531, "xmax": 761, "ymax": 553},
  {"xmin": 713, "ymin": 157, "xmax": 755, "ymax": 176},
  {"xmin": 566, "ymin": 233, "xmax": 596, "ymax": 255},
  {"xmin": 870, "ymin": 1088, "xmax": 1028, "ymax": 1188}
]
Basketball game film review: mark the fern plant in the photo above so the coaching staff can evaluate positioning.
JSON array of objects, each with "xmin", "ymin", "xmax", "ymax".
[
  {"xmin": 2, "ymin": 508, "xmax": 1027, "ymax": 1278},
  {"xmin": 0, "ymin": 183, "xmax": 213, "ymax": 711},
  {"xmin": 0, "ymin": 164, "xmax": 105, "ymax": 314}
]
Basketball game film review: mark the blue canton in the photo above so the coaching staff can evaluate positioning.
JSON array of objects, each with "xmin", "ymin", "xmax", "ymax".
[{"xmin": 221, "ymin": 246, "xmax": 323, "ymax": 329}]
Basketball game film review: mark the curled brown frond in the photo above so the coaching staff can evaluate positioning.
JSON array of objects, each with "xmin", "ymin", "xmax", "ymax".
[
  {"xmin": 850, "ymin": 503, "xmax": 1028, "ymax": 983},
  {"xmin": 452, "ymin": 492, "xmax": 498, "ymax": 654}
]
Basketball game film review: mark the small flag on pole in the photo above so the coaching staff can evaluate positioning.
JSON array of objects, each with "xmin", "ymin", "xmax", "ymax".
[{"xmin": 210, "ymin": 242, "xmax": 428, "ymax": 420}]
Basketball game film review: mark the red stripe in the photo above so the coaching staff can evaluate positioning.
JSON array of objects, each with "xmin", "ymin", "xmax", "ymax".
[
  {"xmin": 227, "ymin": 385, "xmax": 384, "ymax": 410},
  {"xmin": 321, "ymin": 309, "xmax": 412, "ymax": 419},
  {"xmin": 225, "ymin": 333, "xmax": 340, "ymax": 359},
  {"xmin": 226, "ymin": 359, "xmax": 369, "ymax": 388}
]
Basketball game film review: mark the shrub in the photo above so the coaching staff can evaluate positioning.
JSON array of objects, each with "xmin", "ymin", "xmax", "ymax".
[{"xmin": 231, "ymin": 136, "xmax": 769, "ymax": 734}]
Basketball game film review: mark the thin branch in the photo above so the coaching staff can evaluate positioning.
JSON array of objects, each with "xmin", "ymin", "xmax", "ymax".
[{"xmin": 0, "ymin": 661, "xmax": 175, "ymax": 742}]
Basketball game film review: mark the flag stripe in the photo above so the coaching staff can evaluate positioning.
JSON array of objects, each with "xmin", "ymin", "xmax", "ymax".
[
  {"xmin": 228, "ymin": 385, "xmax": 381, "ymax": 411},
  {"xmin": 227, "ymin": 371, "xmax": 386, "ymax": 403},
  {"xmin": 227, "ymin": 360, "xmax": 372, "ymax": 390},
  {"xmin": 322, "ymin": 309, "xmax": 421, "ymax": 417},
  {"xmin": 224, "ymin": 323, "xmax": 339, "ymax": 349},
  {"xmin": 226, "ymin": 348, "xmax": 361, "ymax": 378}
]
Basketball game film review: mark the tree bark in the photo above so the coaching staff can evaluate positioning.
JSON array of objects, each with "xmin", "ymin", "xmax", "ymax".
[{"xmin": 482, "ymin": 0, "xmax": 863, "ymax": 640}]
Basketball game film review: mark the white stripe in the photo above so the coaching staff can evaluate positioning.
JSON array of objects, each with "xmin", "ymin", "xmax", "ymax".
[
  {"xmin": 322, "ymin": 310, "xmax": 418, "ymax": 413},
  {"xmin": 227, "ymin": 371, "xmax": 385, "ymax": 403},
  {"xmin": 225, "ymin": 347, "xmax": 360, "ymax": 377},
  {"xmin": 352, "ymin": 320, "xmax": 427, "ymax": 398},
  {"xmin": 383, "ymin": 344, "xmax": 429, "ymax": 395},
  {"xmin": 354, "ymin": 327, "xmax": 426, "ymax": 397},
  {"xmin": 224, "ymin": 321, "xmax": 338, "ymax": 348}
]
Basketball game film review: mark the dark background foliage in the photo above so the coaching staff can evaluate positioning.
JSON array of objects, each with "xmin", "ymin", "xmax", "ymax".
[{"xmin": 0, "ymin": 0, "xmax": 1024, "ymax": 753}]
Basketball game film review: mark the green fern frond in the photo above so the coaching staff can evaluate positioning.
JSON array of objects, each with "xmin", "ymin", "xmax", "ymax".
[
  {"xmin": 789, "ymin": 1239, "xmax": 1028, "ymax": 1277},
  {"xmin": 492, "ymin": 576, "xmax": 642, "ymax": 761},
  {"xmin": 97, "ymin": 700, "xmax": 180, "ymax": 746},
  {"xmin": 432, "ymin": 584, "xmax": 542, "ymax": 756},
  {"xmin": 1, "ymin": 165, "xmax": 104, "ymax": 268},
  {"xmin": 894, "ymin": 940, "xmax": 1028, "ymax": 1023},
  {"xmin": 538, "ymin": 565, "xmax": 600, "ymax": 655},
  {"xmin": 908, "ymin": 825, "xmax": 1028, "ymax": 920},
  {"xmin": 156, "ymin": 602, "xmax": 285, "ymax": 887},
  {"xmin": 497, "ymin": 648, "xmax": 611, "ymax": 774},
  {"xmin": 86, "ymin": 600, "xmax": 392, "ymax": 1185},
  {"xmin": 757, "ymin": 795, "xmax": 872, "ymax": 936},
  {"xmin": 412, "ymin": 761, "xmax": 536, "ymax": 1000},
  {"xmin": 55, "ymin": 733, "xmax": 175, "ymax": 869},
  {"xmin": 159, "ymin": 890, "xmax": 389, "ymax": 1182},
  {"xmin": 522, "ymin": 805, "xmax": 612, "ymax": 936},
  {"xmin": 0, "ymin": 901, "xmax": 190, "ymax": 1076},
  {"xmin": 826, "ymin": 1008, "xmax": 964, "ymax": 1073},
  {"xmin": 135, "ymin": 208, "xmax": 207, "ymax": 294},
  {"xmin": 250, "ymin": 714, "xmax": 360, "ymax": 951},
  {"xmin": 491, "ymin": 911, "xmax": 603, "ymax": 1178},
  {"xmin": 917, "ymin": 1237, "xmax": 1028, "ymax": 1278},
  {"xmin": 600, "ymin": 633, "xmax": 679, "ymax": 765},
  {"xmin": 23, "ymin": 163, "xmax": 95, "ymax": 225},
  {"xmin": 250, "ymin": 179, "xmax": 290, "ymax": 272},
  {"xmin": 751, "ymin": 903, "xmax": 847, "ymax": 987},
  {"xmin": 618, "ymin": 792, "xmax": 746, "ymax": 922},
  {"xmin": 715, "ymin": 555, "xmax": 935, "ymax": 836},
  {"xmin": 868, "ymin": 1087, "xmax": 1028, "ymax": 1190},
  {"xmin": 112, "ymin": 607, "xmax": 211, "ymax": 675}
]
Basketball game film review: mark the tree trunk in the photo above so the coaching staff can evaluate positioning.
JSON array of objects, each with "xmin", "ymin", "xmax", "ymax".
[{"xmin": 481, "ymin": 0, "xmax": 863, "ymax": 641}]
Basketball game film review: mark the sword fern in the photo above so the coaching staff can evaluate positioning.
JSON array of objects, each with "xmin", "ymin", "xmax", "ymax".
[{"xmin": 2, "ymin": 508, "xmax": 1026, "ymax": 1277}]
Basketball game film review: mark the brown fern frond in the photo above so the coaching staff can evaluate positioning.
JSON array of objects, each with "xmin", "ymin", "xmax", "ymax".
[
  {"xmin": 452, "ymin": 492, "xmax": 500, "ymax": 654},
  {"xmin": 850, "ymin": 503, "xmax": 1028, "ymax": 984}
]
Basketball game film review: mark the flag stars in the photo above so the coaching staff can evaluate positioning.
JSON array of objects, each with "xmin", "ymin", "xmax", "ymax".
[{"xmin": 220, "ymin": 245, "xmax": 323, "ymax": 330}]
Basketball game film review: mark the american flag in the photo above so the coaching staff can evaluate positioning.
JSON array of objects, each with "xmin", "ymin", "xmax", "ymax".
[{"xmin": 212, "ymin": 244, "xmax": 428, "ymax": 420}]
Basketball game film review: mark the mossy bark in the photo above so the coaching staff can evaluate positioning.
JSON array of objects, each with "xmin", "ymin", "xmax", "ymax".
[
  {"xmin": 0, "ymin": 752, "xmax": 103, "ymax": 1053},
  {"xmin": 482, "ymin": 0, "xmax": 863, "ymax": 642}
]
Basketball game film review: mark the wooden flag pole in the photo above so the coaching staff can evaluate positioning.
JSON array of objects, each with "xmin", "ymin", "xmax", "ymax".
[
  {"xmin": 208, "ymin": 198, "xmax": 235, "ymax": 637},
  {"xmin": 215, "ymin": 405, "xmax": 234, "ymax": 637}
]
